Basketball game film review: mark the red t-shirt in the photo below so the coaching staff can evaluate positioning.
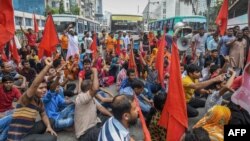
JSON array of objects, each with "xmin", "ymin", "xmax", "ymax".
[
  {"xmin": 231, "ymin": 76, "xmax": 243, "ymax": 90},
  {"xmin": 0, "ymin": 85, "xmax": 22, "ymax": 112},
  {"xmin": 25, "ymin": 33, "xmax": 37, "ymax": 46}
]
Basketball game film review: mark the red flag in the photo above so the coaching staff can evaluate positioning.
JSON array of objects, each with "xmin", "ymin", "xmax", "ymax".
[
  {"xmin": 38, "ymin": 14, "xmax": 59, "ymax": 59},
  {"xmin": 0, "ymin": 0, "xmax": 15, "ymax": 47},
  {"xmin": 134, "ymin": 96, "xmax": 151, "ymax": 141},
  {"xmin": 128, "ymin": 48, "xmax": 138, "ymax": 76},
  {"xmin": 90, "ymin": 33, "xmax": 97, "ymax": 59},
  {"xmin": 33, "ymin": 13, "xmax": 39, "ymax": 33},
  {"xmin": 215, "ymin": 0, "xmax": 229, "ymax": 35},
  {"xmin": 158, "ymin": 42, "xmax": 188, "ymax": 141},
  {"xmin": 9, "ymin": 39, "xmax": 21, "ymax": 64},
  {"xmin": 155, "ymin": 34, "xmax": 166, "ymax": 87}
]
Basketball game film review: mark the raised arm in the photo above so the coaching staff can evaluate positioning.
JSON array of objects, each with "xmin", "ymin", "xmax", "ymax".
[
  {"xmin": 89, "ymin": 68, "xmax": 99, "ymax": 97},
  {"xmin": 26, "ymin": 58, "xmax": 53, "ymax": 98},
  {"xmin": 20, "ymin": 24, "xmax": 28, "ymax": 34},
  {"xmin": 219, "ymin": 69, "xmax": 236, "ymax": 96}
]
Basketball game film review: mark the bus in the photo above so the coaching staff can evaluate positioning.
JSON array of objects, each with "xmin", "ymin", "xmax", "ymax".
[
  {"xmin": 52, "ymin": 14, "xmax": 101, "ymax": 43},
  {"xmin": 110, "ymin": 14, "xmax": 143, "ymax": 33},
  {"xmin": 228, "ymin": 14, "xmax": 248, "ymax": 28},
  {"xmin": 148, "ymin": 15, "xmax": 207, "ymax": 35}
]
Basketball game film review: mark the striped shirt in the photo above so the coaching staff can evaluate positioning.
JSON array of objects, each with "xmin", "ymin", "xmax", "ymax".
[
  {"xmin": 7, "ymin": 94, "xmax": 45, "ymax": 141},
  {"xmin": 98, "ymin": 117, "xmax": 130, "ymax": 141}
]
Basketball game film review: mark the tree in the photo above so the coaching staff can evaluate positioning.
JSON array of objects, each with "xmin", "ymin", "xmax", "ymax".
[
  {"xmin": 59, "ymin": 0, "xmax": 65, "ymax": 14},
  {"xmin": 179, "ymin": 0, "xmax": 198, "ymax": 15},
  {"xmin": 70, "ymin": 5, "xmax": 80, "ymax": 15}
]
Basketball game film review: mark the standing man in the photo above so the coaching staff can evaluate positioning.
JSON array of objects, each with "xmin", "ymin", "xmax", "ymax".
[
  {"xmin": 99, "ymin": 30, "xmax": 108, "ymax": 58},
  {"xmin": 20, "ymin": 25, "xmax": 37, "ymax": 50},
  {"xmin": 122, "ymin": 32, "xmax": 130, "ymax": 51},
  {"xmin": 60, "ymin": 30, "xmax": 68, "ymax": 60},
  {"xmin": 66, "ymin": 24, "xmax": 79, "ymax": 60},
  {"xmin": 191, "ymin": 28, "xmax": 209, "ymax": 68},
  {"xmin": 84, "ymin": 32, "xmax": 93, "ymax": 50},
  {"xmin": 218, "ymin": 28, "xmax": 235, "ymax": 56},
  {"xmin": 98, "ymin": 95, "xmax": 138, "ymax": 141}
]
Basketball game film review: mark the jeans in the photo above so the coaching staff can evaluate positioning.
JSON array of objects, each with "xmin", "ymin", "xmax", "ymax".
[
  {"xmin": 78, "ymin": 125, "xmax": 100, "ymax": 141},
  {"xmin": 0, "ymin": 115, "xmax": 12, "ymax": 141},
  {"xmin": 22, "ymin": 119, "xmax": 57, "ymax": 141},
  {"xmin": 187, "ymin": 97, "xmax": 205, "ymax": 118},
  {"xmin": 198, "ymin": 52, "xmax": 205, "ymax": 68},
  {"xmin": 145, "ymin": 82, "xmax": 161, "ymax": 99},
  {"xmin": 55, "ymin": 104, "xmax": 75, "ymax": 130},
  {"xmin": 62, "ymin": 49, "xmax": 68, "ymax": 60},
  {"xmin": 64, "ymin": 83, "xmax": 76, "ymax": 97},
  {"xmin": 138, "ymin": 95, "xmax": 151, "ymax": 113}
]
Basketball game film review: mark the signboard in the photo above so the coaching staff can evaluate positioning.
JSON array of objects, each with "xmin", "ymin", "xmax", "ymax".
[{"xmin": 111, "ymin": 15, "xmax": 143, "ymax": 21}]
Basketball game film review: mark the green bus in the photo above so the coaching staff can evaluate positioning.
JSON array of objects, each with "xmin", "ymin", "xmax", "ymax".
[{"xmin": 148, "ymin": 15, "xmax": 207, "ymax": 35}]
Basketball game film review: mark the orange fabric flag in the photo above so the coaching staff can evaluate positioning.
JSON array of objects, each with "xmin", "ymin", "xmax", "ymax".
[
  {"xmin": 90, "ymin": 33, "xmax": 97, "ymax": 59},
  {"xmin": 215, "ymin": 0, "xmax": 228, "ymax": 35},
  {"xmin": 38, "ymin": 14, "xmax": 59, "ymax": 59},
  {"xmin": 9, "ymin": 39, "xmax": 21, "ymax": 64},
  {"xmin": 128, "ymin": 48, "xmax": 138, "ymax": 76},
  {"xmin": 134, "ymin": 96, "xmax": 151, "ymax": 141},
  {"xmin": 116, "ymin": 38, "xmax": 121, "ymax": 55},
  {"xmin": 33, "ymin": 13, "xmax": 39, "ymax": 33},
  {"xmin": 155, "ymin": 34, "xmax": 166, "ymax": 87},
  {"xmin": 0, "ymin": 0, "xmax": 15, "ymax": 47},
  {"xmin": 158, "ymin": 42, "xmax": 188, "ymax": 141}
]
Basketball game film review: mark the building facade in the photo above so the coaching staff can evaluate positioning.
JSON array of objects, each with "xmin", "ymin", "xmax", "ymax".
[{"xmin": 13, "ymin": 0, "xmax": 46, "ymax": 30}]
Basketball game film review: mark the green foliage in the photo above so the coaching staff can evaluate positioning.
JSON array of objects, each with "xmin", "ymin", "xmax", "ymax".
[
  {"xmin": 70, "ymin": 5, "xmax": 80, "ymax": 15},
  {"xmin": 59, "ymin": 0, "xmax": 65, "ymax": 14}
]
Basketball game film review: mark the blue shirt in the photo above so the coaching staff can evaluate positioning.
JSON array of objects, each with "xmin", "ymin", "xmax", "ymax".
[
  {"xmin": 42, "ymin": 90, "xmax": 66, "ymax": 119},
  {"xmin": 98, "ymin": 117, "xmax": 130, "ymax": 141},
  {"xmin": 219, "ymin": 35, "xmax": 235, "ymax": 56},
  {"xmin": 207, "ymin": 39, "xmax": 219, "ymax": 51}
]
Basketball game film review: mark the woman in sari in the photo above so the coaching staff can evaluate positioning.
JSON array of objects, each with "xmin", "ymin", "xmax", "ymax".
[
  {"xmin": 149, "ymin": 48, "xmax": 158, "ymax": 66},
  {"xmin": 229, "ymin": 63, "xmax": 250, "ymax": 125},
  {"xmin": 193, "ymin": 105, "xmax": 231, "ymax": 141}
]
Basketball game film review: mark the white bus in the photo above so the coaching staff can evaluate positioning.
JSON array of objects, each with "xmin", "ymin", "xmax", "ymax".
[{"xmin": 52, "ymin": 14, "xmax": 101, "ymax": 43}]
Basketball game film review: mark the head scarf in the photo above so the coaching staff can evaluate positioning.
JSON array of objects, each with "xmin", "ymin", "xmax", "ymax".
[
  {"xmin": 231, "ymin": 63, "xmax": 250, "ymax": 114},
  {"xmin": 193, "ymin": 105, "xmax": 231, "ymax": 141}
]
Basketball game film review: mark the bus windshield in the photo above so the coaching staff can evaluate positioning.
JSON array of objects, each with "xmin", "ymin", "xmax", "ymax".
[
  {"xmin": 181, "ymin": 17, "xmax": 207, "ymax": 30},
  {"xmin": 111, "ymin": 15, "xmax": 143, "ymax": 32}
]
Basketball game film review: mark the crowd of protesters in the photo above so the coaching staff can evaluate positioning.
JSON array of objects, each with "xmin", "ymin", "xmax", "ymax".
[{"xmin": 0, "ymin": 22, "xmax": 250, "ymax": 141}]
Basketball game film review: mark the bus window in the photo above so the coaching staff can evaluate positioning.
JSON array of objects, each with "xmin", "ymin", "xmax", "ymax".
[
  {"xmin": 78, "ymin": 22, "xmax": 84, "ymax": 34},
  {"xmin": 169, "ymin": 19, "xmax": 174, "ymax": 30}
]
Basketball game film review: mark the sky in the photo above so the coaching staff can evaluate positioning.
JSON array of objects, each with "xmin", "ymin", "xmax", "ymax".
[{"xmin": 103, "ymin": 0, "xmax": 148, "ymax": 15}]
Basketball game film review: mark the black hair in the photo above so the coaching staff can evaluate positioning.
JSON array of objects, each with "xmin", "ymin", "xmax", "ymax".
[
  {"xmin": 127, "ymin": 69, "xmax": 135, "ymax": 76},
  {"xmin": 131, "ymin": 79, "xmax": 144, "ymax": 89},
  {"xmin": 53, "ymin": 59, "xmax": 61, "ymax": 68},
  {"xmin": 211, "ymin": 49, "xmax": 218, "ymax": 53},
  {"xmin": 209, "ymin": 64, "xmax": 219, "ymax": 74},
  {"xmin": 154, "ymin": 92, "xmax": 167, "ymax": 111},
  {"xmin": 242, "ymin": 26, "xmax": 249, "ymax": 32},
  {"xmin": 83, "ymin": 58, "xmax": 91, "ymax": 64},
  {"xmin": 111, "ymin": 95, "xmax": 134, "ymax": 121},
  {"xmin": 186, "ymin": 64, "xmax": 201, "ymax": 75},
  {"xmin": 2, "ymin": 75, "xmax": 14, "ymax": 83},
  {"xmin": 204, "ymin": 60, "xmax": 212, "ymax": 68},
  {"xmin": 122, "ymin": 62, "xmax": 128, "ymax": 70},
  {"xmin": 184, "ymin": 127, "xmax": 211, "ymax": 141},
  {"xmin": 21, "ymin": 60, "xmax": 30, "ymax": 66}
]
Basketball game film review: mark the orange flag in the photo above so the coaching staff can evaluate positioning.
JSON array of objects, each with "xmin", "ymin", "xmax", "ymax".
[
  {"xmin": 215, "ymin": 0, "xmax": 229, "ymax": 35},
  {"xmin": 38, "ymin": 14, "xmax": 59, "ymax": 59},
  {"xmin": 33, "ymin": 13, "xmax": 39, "ymax": 33},
  {"xmin": 134, "ymin": 96, "xmax": 151, "ymax": 141},
  {"xmin": 128, "ymin": 48, "xmax": 138, "ymax": 76},
  {"xmin": 90, "ymin": 33, "xmax": 97, "ymax": 59},
  {"xmin": 116, "ymin": 38, "xmax": 121, "ymax": 55},
  {"xmin": 0, "ymin": 0, "xmax": 15, "ymax": 47},
  {"xmin": 155, "ymin": 34, "xmax": 166, "ymax": 87},
  {"xmin": 158, "ymin": 42, "xmax": 188, "ymax": 141}
]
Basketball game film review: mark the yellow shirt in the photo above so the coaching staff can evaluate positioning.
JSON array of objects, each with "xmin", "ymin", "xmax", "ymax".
[
  {"xmin": 182, "ymin": 75, "xmax": 197, "ymax": 103},
  {"xmin": 105, "ymin": 37, "xmax": 117, "ymax": 52}
]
